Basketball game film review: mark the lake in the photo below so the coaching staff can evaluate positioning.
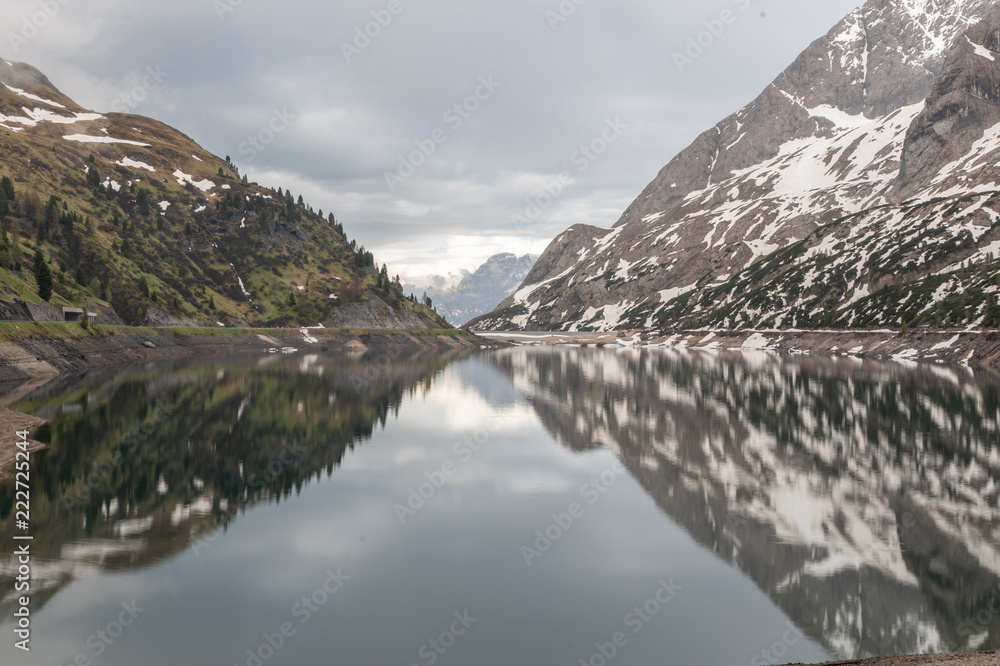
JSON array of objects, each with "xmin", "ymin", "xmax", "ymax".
[{"xmin": 0, "ymin": 346, "xmax": 998, "ymax": 665}]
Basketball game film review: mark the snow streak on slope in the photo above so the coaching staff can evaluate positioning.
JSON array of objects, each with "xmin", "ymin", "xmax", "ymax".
[
  {"xmin": 479, "ymin": 103, "xmax": 924, "ymax": 332},
  {"xmin": 473, "ymin": 0, "xmax": 997, "ymax": 333},
  {"xmin": 498, "ymin": 348, "xmax": 1000, "ymax": 657}
]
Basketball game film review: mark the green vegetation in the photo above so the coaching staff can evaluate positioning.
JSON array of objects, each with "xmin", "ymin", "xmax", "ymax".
[
  {"xmin": 32, "ymin": 248, "xmax": 51, "ymax": 301},
  {"xmin": 0, "ymin": 115, "xmax": 448, "ymax": 329}
]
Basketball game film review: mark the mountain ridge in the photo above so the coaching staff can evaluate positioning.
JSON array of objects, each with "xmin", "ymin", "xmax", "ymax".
[
  {"xmin": 471, "ymin": 0, "xmax": 1000, "ymax": 333},
  {"xmin": 0, "ymin": 57, "xmax": 446, "ymax": 329},
  {"xmin": 407, "ymin": 252, "xmax": 537, "ymax": 326}
]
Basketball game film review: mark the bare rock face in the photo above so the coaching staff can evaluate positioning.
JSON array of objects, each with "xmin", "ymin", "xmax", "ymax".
[
  {"xmin": 426, "ymin": 253, "xmax": 538, "ymax": 326},
  {"xmin": 142, "ymin": 307, "xmax": 204, "ymax": 328},
  {"xmin": 328, "ymin": 300, "xmax": 429, "ymax": 330},
  {"xmin": 895, "ymin": 5, "xmax": 1000, "ymax": 198},
  {"xmin": 471, "ymin": 0, "xmax": 1000, "ymax": 333}
]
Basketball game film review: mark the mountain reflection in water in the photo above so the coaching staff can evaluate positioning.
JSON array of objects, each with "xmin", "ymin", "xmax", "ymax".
[
  {"xmin": 0, "ymin": 351, "xmax": 459, "ymax": 618},
  {"xmin": 0, "ymin": 347, "xmax": 997, "ymax": 663},
  {"xmin": 494, "ymin": 347, "xmax": 1000, "ymax": 658}
]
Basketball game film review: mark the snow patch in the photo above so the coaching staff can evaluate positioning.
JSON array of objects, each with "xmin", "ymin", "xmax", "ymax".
[
  {"xmin": 63, "ymin": 134, "xmax": 150, "ymax": 147},
  {"xmin": 966, "ymin": 36, "xmax": 995, "ymax": 61},
  {"xmin": 658, "ymin": 284, "xmax": 697, "ymax": 304},
  {"xmin": 173, "ymin": 169, "xmax": 216, "ymax": 192},
  {"xmin": 3, "ymin": 83, "xmax": 65, "ymax": 107},
  {"xmin": 116, "ymin": 157, "xmax": 155, "ymax": 172}
]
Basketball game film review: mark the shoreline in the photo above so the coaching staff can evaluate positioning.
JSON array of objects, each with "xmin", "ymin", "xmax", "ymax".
[
  {"xmin": 0, "ymin": 323, "xmax": 499, "ymax": 479},
  {"xmin": 0, "ymin": 323, "xmax": 496, "ymax": 384},
  {"xmin": 780, "ymin": 652, "xmax": 999, "ymax": 665},
  {"xmin": 0, "ymin": 405, "xmax": 48, "ymax": 481},
  {"xmin": 477, "ymin": 328, "xmax": 1000, "ymax": 371}
]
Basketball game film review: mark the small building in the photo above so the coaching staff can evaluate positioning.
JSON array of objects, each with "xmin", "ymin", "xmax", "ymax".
[{"xmin": 63, "ymin": 307, "xmax": 98, "ymax": 324}]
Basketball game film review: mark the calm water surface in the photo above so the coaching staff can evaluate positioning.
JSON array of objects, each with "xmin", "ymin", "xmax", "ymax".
[{"xmin": 0, "ymin": 347, "xmax": 998, "ymax": 665}]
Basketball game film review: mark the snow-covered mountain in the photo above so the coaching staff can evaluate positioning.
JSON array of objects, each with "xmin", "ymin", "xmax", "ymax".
[
  {"xmin": 494, "ymin": 348, "xmax": 1000, "ymax": 658},
  {"xmin": 408, "ymin": 253, "xmax": 537, "ymax": 326},
  {"xmin": 471, "ymin": 0, "xmax": 1000, "ymax": 332}
]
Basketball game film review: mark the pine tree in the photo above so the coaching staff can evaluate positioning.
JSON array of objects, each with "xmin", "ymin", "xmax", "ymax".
[
  {"xmin": 0, "ymin": 176, "xmax": 15, "ymax": 201},
  {"xmin": 33, "ymin": 250, "xmax": 52, "ymax": 301},
  {"xmin": 136, "ymin": 188, "xmax": 151, "ymax": 216}
]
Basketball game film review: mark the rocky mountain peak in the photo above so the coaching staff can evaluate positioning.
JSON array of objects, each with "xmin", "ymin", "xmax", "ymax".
[
  {"xmin": 0, "ymin": 58, "xmax": 80, "ymax": 114},
  {"xmin": 411, "ymin": 253, "xmax": 538, "ymax": 326},
  {"xmin": 894, "ymin": 3, "xmax": 1000, "ymax": 198},
  {"xmin": 619, "ymin": 0, "xmax": 992, "ymax": 232},
  {"xmin": 472, "ymin": 0, "xmax": 1000, "ymax": 333}
]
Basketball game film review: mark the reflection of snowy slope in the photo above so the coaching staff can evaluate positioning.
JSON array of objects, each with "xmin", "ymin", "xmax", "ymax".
[{"xmin": 497, "ymin": 348, "xmax": 1000, "ymax": 658}]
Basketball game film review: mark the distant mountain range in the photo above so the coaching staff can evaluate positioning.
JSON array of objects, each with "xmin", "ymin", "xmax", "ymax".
[
  {"xmin": 0, "ymin": 59, "xmax": 446, "ymax": 329},
  {"xmin": 471, "ymin": 0, "xmax": 1000, "ymax": 333},
  {"xmin": 406, "ymin": 253, "xmax": 537, "ymax": 326}
]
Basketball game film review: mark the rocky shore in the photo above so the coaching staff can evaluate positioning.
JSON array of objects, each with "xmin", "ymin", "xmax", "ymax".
[
  {"xmin": 0, "ymin": 325, "xmax": 493, "ymax": 384},
  {"xmin": 0, "ymin": 325, "xmax": 496, "ymax": 479}
]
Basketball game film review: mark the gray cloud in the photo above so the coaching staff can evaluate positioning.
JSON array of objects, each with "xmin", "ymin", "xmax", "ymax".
[{"xmin": 1, "ymin": 0, "xmax": 861, "ymax": 279}]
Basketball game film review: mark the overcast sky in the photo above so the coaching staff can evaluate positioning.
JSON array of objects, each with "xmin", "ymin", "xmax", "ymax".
[{"xmin": 2, "ymin": 0, "xmax": 861, "ymax": 286}]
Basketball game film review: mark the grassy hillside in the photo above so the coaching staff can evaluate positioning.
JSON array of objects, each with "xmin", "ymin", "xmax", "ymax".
[{"xmin": 0, "ymin": 60, "xmax": 448, "ymax": 329}]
